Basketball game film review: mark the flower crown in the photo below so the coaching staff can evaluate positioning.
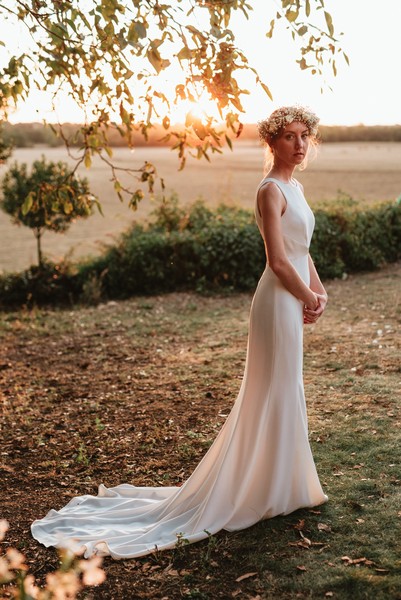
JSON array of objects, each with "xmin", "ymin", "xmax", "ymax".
[{"xmin": 257, "ymin": 106, "xmax": 319, "ymax": 142}]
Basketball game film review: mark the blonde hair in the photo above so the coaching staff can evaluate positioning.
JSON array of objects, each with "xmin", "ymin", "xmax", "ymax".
[{"xmin": 257, "ymin": 105, "xmax": 319, "ymax": 146}]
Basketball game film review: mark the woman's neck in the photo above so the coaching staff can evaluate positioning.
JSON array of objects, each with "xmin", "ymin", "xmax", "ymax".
[{"xmin": 268, "ymin": 165, "xmax": 295, "ymax": 184}]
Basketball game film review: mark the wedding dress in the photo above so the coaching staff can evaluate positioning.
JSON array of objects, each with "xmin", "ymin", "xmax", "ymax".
[{"xmin": 31, "ymin": 177, "xmax": 327, "ymax": 559}]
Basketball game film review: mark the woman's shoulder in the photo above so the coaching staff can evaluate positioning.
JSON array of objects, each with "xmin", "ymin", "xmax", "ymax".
[{"xmin": 257, "ymin": 178, "xmax": 282, "ymax": 195}]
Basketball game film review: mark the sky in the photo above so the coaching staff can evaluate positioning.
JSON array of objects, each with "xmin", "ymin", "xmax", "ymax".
[
  {"xmin": 234, "ymin": 0, "xmax": 401, "ymax": 125},
  {"xmin": 3, "ymin": 0, "xmax": 401, "ymax": 126}
]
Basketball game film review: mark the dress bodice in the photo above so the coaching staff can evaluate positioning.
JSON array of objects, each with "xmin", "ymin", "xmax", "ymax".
[{"xmin": 255, "ymin": 177, "xmax": 315, "ymax": 261}]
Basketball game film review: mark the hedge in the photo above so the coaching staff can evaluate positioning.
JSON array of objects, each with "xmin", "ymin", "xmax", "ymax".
[{"xmin": 0, "ymin": 196, "xmax": 400, "ymax": 308}]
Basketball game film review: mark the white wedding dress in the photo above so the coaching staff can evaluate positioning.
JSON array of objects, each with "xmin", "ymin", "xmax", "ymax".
[{"xmin": 31, "ymin": 177, "xmax": 327, "ymax": 559}]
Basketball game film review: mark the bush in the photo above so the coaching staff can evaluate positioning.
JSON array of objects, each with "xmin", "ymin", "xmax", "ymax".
[
  {"xmin": 312, "ymin": 197, "xmax": 401, "ymax": 276},
  {"xmin": 0, "ymin": 260, "xmax": 80, "ymax": 309},
  {"xmin": 0, "ymin": 195, "xmax": 400, "ymax": 308},
  {"xmin": 80, "ymin": 201, "xmax": 265, "ymax": 298}
]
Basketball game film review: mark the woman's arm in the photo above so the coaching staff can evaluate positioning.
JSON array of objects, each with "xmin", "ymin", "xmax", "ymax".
[
  {"xmin": 308, "ymin": 254, "xmax": 327, "ymax": 298},
  {"xmin": 303, "ymin": 254, "xmax": 328, "ymax": 324},
  {"xmin": 258, "ymin": 183, "xmax": 321, "ymax": 310}
]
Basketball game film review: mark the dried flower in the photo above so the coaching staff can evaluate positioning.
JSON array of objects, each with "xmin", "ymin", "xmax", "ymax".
[
  {"xmin": 6, "ymin": 547, "xmax": 27, "ymax": 571},
  {"xmin": 0, "ymin": 519, "xmax": 9, "ymax": 541},
  {"xmin": 257, "ymin": 105, "xmax": 319, "ymax": 143},
  {"xmin": 79, "ymin": 556, "xmax": 106, "ymax": 586},
  {"xmin": 46, "ymin": 570, "xmax": 80, "ymax": 599},
  {"xmin": 23, "ymin": 574, "xmax": 40, "ymax": 598},
  {"xmin": 0, "ymin": 556, "xmax": 14, "ymax": 582}
]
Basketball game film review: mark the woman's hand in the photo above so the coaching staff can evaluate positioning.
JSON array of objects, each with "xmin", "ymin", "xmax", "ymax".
[{"xmin": 303, "ymin": 293, "xmax": 327, "ymax": 324}]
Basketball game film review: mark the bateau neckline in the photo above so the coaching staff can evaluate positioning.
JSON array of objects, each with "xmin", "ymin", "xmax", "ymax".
[{"xmin": 264, "ymin": 176, "xmax": 297, "ymax": 187}]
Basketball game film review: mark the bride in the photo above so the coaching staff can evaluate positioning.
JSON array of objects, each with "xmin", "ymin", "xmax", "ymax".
[{"xmin": 32, "ymin": 105, "xmax": 328, "ymax": 559}]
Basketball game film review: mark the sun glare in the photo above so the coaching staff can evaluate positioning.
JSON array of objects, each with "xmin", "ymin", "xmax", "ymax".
[{"xmin": 170, "ymin": 94, "xmax": 221, "ymax": 126}]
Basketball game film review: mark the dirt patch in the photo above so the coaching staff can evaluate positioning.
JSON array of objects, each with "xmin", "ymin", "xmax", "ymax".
[{"xmin": 1, "ymin": 264, "xmax": 400, "ymax": 599}]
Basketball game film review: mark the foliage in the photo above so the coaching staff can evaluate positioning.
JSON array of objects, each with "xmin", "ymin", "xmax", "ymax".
[
  {"xmin": 0, "ymin": 1, "xmax": 346, "ymax": 206},
  {"xmin": 0, "ymin": 123, "xmax": 13, "ymax": 163},
  {"xmin": 311, "ymin": 195, "xmax": 401, "ymax": 277},
  {"xmin": 0, "ymin": 520, "xmax": 105, "ymax": 599},
  {"xmin": 0, "ymin": 156, "xmax": 98, "ymax": 266},
  {"xmin": 82, "ymin": 196, "xmax": 401, "ymax": 297},
  {"xmin": 81, "ymin": 199, "xmax": 265, "ymax": 297},
  {"xmin": 1, "ymin": 195, "xmax": 400, "ymax": 308},
  {"xmin": 0, "ymin": 260, "xmax": 80, "ymax": 308}
]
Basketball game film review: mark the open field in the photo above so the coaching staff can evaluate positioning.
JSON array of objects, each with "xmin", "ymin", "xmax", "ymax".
[
  {"xmin": 0, "ymin": 142, "xmax": 400, "ymax": 273},
  {"xmin": 0, "ymin": 263, "xmax": 400, "ymax": 599}
]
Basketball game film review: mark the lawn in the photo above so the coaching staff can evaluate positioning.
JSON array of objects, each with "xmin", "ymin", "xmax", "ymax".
[{"xmin": 0, "ymin": 263, "xmax": 400, "ymax": 599}]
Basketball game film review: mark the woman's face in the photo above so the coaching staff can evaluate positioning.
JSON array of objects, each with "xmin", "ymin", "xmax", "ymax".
[{"xmin": 271, "ymin": 121, "xmax": 310, "ymax": 167}]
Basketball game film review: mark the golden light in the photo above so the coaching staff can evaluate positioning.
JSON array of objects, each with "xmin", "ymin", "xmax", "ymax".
[{"xmin": 170, "ymin": 93, "xmax": 221, "ymax": 126}]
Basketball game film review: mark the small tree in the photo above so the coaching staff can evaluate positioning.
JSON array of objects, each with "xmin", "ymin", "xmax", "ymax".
[{"xmin": 0, "ymin": 156, "xmax": 99, "ymax": 267}]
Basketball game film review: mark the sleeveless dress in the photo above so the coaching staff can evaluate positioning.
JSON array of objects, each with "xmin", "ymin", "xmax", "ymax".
[{"xmin": 31, "ymin": 177, "xmax": 327, "ymax": 559}]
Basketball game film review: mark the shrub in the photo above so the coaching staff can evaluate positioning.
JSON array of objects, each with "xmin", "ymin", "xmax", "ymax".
[
  {"xmin": 0, "ymin": 195, "xmax": 400, "ymax": 308},
  {"xmin": 312, "ymin": 197, "xmax": 401, "ymax": 275},
  {"xmin": 0, "ymin": 260, "xmax": 80, "ymax": 309}
]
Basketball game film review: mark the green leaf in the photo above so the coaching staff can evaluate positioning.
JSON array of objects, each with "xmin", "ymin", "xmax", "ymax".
[
  {"xmin": 147, "ymin": 48, "xmax": 163, "ymax": 73},
  {"xmin": 261, "ymin": 82, "xmax": 273, "ymax": 101},
  {"xmin": 225, "ymin": 134, "xmax": 233, "ymax": 150},
  {"xmin": 193, "ymin": 120, "xmax": 207, "ymax": 140},
  {"xmin": 177, "ymin": 46, "xmax": 192, "ymax": 61},
  {"xmin": 298, "ymin": 58, "xmax": 309, "ymax": 70},
  {"xmin": 266, "ymin": 19, "xmax": 275, "ymax": 39},
  {"xmin": 324, "ymin": 11, "xmax": 334, "ymax": 37},
  {"xmin": 285, "ymin": 9, "xmax": 299, "ymax": 22},
  {"xmin": 298, "ymin": 25, "xmax": 308, "ymax": 36},
  {"xmin": 63, "ymin": 200, "xmax": 73, "ymax": 214},
  {"xmin": 21, "ymin": 193, "xmax": 33, "ymax": 216},
  {"xmin": 135, "ymin": 22, "xmax": 147, "ymax": 39},
  {"xmin": 84, "ymin": 151, "xmax": 92, "ymax": 168},
  {"xmin": 305, "ymin": 0, "xmax": 311, "ymax": 17}
]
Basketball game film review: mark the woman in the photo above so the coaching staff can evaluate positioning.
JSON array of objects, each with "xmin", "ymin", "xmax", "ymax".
[{"xmin": 31, "ymin": 105, "xmax": 328, "ymax": 559}]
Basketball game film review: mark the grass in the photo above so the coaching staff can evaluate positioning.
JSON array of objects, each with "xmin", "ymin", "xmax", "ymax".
[{"xmin": 0, "ymin": 263, "xmax": 400, "ymax": 599}]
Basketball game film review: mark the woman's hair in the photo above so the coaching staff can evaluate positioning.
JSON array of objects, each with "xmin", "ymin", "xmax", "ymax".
[
  {"xmin": 257, "ymin": 105, "xmax": 320, "ymax": 173},
  {"xmin": 257, "ymin": 105, "xmax": 319, "ymax": 146}
]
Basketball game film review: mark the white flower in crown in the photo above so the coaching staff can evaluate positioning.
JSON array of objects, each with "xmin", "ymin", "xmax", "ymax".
[{"xmin": 257, "ymin": 105, "xmax": 319, "ymax": 142}]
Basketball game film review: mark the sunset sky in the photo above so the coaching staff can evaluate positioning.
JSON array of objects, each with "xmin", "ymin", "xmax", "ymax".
[{"xmin": 4, "ymin": 0, "xmax": 401, "ymax": 126}]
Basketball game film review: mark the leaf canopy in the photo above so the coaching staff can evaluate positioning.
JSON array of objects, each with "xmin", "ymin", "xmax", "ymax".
[{"xmin": 0, "ymin": 0, "xmax": 347, "ymax": 203}]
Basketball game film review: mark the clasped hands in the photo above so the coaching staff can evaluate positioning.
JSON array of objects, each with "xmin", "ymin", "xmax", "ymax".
[{"xmin": 303, "ymin": 293, "xmax": 327, "ymax": 325}]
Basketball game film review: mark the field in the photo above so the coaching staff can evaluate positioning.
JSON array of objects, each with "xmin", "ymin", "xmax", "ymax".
[
  {"xmin": 0, "ymin": 142, "xmax": 400, "ymax": 273},
  {"xmin": 1, "ymin": 263, "xmax": 400, "ymax": 599}
]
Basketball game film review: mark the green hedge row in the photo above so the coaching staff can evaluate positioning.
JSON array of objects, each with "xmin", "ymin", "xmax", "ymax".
[{"xmin": 0, "ymin": 196, "xmax": 400, "ymax": 308}]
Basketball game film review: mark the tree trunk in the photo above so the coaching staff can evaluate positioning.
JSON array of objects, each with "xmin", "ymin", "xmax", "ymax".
[{"xmin": 35, "ymin": 228, "xmax": 43, "ymax": 268}]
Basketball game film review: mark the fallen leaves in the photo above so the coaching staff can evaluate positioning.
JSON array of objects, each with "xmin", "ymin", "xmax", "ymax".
[
  {"xmin": 289, "ymin": 519, "xmax": 332, "ymax": 551},
  {"xmin": 235, "ymin": 572, "xmax": 258, "ymax": 583},
  {"xmin": 341, "ymin": 556, "xmax": 390, "ymax": 573}
]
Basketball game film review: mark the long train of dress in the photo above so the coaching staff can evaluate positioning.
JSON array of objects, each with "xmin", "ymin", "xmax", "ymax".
[{"xmin": 31, "ymin": 177, "xmax": 327, "ymax": 559}]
